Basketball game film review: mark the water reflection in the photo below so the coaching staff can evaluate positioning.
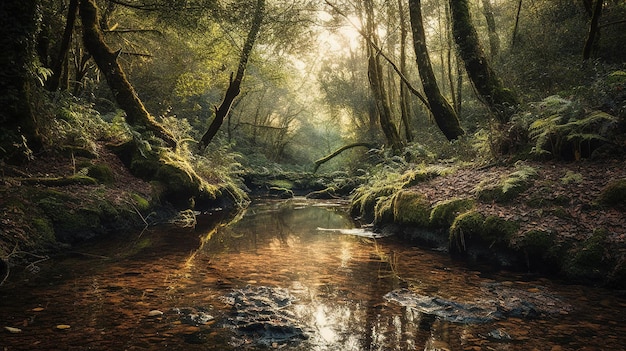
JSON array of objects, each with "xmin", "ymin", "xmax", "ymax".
[{"xmin": 1, "ymin": 198, "xmax": 626, "ymax": 350}]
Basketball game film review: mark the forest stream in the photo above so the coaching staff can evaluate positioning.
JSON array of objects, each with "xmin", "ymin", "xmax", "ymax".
[{"xmin": 2, "ymin": 198, "xmax": 626, "ymax": 350}]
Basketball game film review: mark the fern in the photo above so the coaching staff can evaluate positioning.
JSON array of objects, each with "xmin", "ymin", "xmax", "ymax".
[{"xmin": 528, "ymin": 95, "xmax": 618, "ymax": 159}]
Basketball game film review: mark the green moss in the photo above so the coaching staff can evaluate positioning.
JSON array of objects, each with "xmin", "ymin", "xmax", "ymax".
[
  {"xmin": 268, "ymin": 187, "xmax": 294, "ymax": 199},
  {"xmin": 475, "ymin": 164, "xmax": 538, "ymax": 203},
  {"xmin": 131, "ymin": 193, "xmax": 151, "ymax": 211},
  {"xmin": 598, "ymin": 178, "xmax": 626, "ymax": 207},
  {"xmin": 350, "ymin": 185, "xmax": 397, "ymax": 222},
  {"xmin": 429, "ymin": 198, "xmax": 475, "ymax": 228},
  {"xmin": 449, "ymin": 210, "xmax": 485, "ymax": 254},
  {"xmin": 481, "ymin": 216, "xmax": 519, "ymax": 245},
  {"xmin": 517, "ymin": 229, "xmax": 556, "ymax": 257},
  {"xmin": 563, "ymin": 228, "xmax": 611, "ymax": 282},
  {"xmin": 374, "ymin": 195, "xmax": 394, "ymax": 225},
  {"xmin": 30, "ymin": 217, "xmax": 55, "ymax": 243},
  {"xmin": 392, "ymin": 190, "xmax": 431, "ymax": 227},
  {"xmin": 87, "ymin": 163, "xmax": 115, "ymax": 184},
  {"xmin": 268, "ymin": 179, "xmax": 294, "ymax": 190},
  {"xmin": 400, "ymin": 167, "xmax": 443, "ymax": 188}
]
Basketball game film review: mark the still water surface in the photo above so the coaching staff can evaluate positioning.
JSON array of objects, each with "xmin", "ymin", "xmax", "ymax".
[{"xmin": 2, "ymin": 198, "xmax": 626, "ymax": 350}]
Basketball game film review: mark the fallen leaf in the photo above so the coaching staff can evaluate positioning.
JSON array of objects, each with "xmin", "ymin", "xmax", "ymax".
[
  {"xmin": 32, "ymin": 307, "xmax": 45, "ymax": 312},
  {"xmin": 148, "ymin": 310, "xmax": 164, "ymax": 316},
  {"xmin": 4, "ymin": 326, "xmax": 22, "ymax": 333},
  {"xmin": 56, "ymin": 324, "xmax": 71, "ymax": 330}
]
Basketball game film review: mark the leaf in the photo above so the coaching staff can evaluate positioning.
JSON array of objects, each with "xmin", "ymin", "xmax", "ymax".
[
  {"xmin": 148, "ymin": 310, "xmax": 164, "ymax": 317},
  {"xmin": 32, "ymin": 307, "xmax": 45, "ymax": 312},
  {"xmin": 4, "ymin": 326, "xmax": 22, "ymax": 333},
  {"xmin": 56, "ymin": 324, "xmax": 71, "ymax": 330}
]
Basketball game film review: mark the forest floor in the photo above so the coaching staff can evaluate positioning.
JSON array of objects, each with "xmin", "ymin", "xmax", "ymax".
[{"xmin": 395, "ymin": 157, "xmax": 626, "ymax": 287}]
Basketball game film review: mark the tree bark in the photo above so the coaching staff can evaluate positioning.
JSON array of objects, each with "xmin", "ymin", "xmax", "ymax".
[
  {"xmin": 313, "ymin": 142, "xmax": 376, "ymax": 173},
  {"xmin": 511, "ymin": 0, "xmax": 523, "ymax": 48},
  {"xmin": 47, "ymin": 0, "xmax": 78, "ymax": 91},
  {"xmin": 398, "ymin": 0, "xmax": 413, "ymax": 142},
  {"xmin": 408, "ymin": 0, "xmax": 464, "ymax": 141},
  {"xmin": 481, "ymin": 0, "xmax": 500, "ymax": 59},
  {"xmin": 449, "ymin": 0, "xmax": 518, "ymax": 123},
  {"xmin": 199, "ymin": 0, "xmax": 265, "ymax": 149},
  {"xmin": 78, "ymin": 0, "xmax": 176, "ymax": 147},
  {"xmin": 0, "ymin": 0, "xmax": 43, "ymax": 161},
  {"xmin": 582, "ymin": 0, "xmax": 603, "ymax": 61},
  {"xmin": 364, "ymin": 0, "xmax": 403, "ymax": 152}
]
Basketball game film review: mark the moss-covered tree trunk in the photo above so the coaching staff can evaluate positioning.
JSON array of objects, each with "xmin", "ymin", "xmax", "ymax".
[
  {"xmin": 481, "ymin": 0, "xmax": 500, "ymax": 59},
  {"xmin": 408, "ymin": 0, "xmax": 465, "ymax": 141},
  {"xmin": 364, "ymin": 0, "xmax": 403, "ymax": 152},
  {"xmin": 449, "ymin": 0, "xmax": 519, "ymax": 123},
  {"xmin": 0, "ymin": 0, "xmax": 43, "ymax": 162},
  {"xmin": 398, "ymin": 0, "xmax": 413, "ymax": 142},
  {"xmin": 78, "ymin": 0, "xmax": 176, "ymax": 147}
]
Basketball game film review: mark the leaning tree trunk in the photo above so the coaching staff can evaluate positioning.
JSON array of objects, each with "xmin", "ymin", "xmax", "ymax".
[
  {"xmin": 199, "ymin": 0, "xmax": 265, "ymax": 149},
  {"xmin": 449, "ymin": 0, "xmax": 518, "ymax": 124},
  {"xmin": 78, "ymin": 0, "xmax": 176, "ymax": 147},
  {"xmin": 408, "ymin": 0, "xmax": 464, "ymax": 141},
  {"xmin": 0, "ymin": 0, "xmax": 43, "ymax": 162}
]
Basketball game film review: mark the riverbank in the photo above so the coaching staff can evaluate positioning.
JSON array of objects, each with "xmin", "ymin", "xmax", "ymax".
[
  {"xmin": 350, "ymin": 159, "xmax": 626, "ymax": 288},
  {"xmin": 0, "ymin": 142, "xmax": 237, "ymax": 283}
]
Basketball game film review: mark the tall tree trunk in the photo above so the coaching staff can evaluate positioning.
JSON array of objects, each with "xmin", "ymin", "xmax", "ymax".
[
  {"xmin": 398, "ymin": 0, "xmax": 413, "ymax": 142},
  {"xmin": 78, "ymin": 0, "xmax": 176, "ymax": 147},
  {"xmin": 0, "ymin": 0, "xmax": 43, "ymax": 162},
  {"xmin": 449, "ymin": 0, "xmax": 518, "ymax": 123},
  {"xmin": 481, "ymin": 0, "xmax": 500, "ymax": 58},
  {"xmin": 47, "ymin": 0, "xmax": 78, "ymax": 91},
  {"xmin": 511, "ymin": 0, "xmax": 523, "ymax": 48},
  {"xmin": 199, "ymin": 0, "xmax": 265, "ymax": 149},
  {"xmin": 364, "ymin": 0, "xmax": 403, "ymax": 152},
  {"xmin": 582, "ymin": 0, "xmax": 603, "ymax": 61},
  {"xmin": 408, "ymin": 0, "xmax": 464, "ymax": 141}
]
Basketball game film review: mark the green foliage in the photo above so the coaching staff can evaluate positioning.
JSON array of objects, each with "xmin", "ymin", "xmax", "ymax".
[
  {"xmin": 526, "ymin": 95, "xmax": 619, "ymax": 159},
  {"xmin": 560, "ymin": 171, "xmax": 583, "ymax": 185},
  {"xmin": 475, "ymin": 162, "xmax": 538, "ymax": 202}
]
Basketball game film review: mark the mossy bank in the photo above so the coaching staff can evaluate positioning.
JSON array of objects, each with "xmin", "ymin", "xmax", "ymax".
[{"xmin": 350, "ymin": 160, "xmax": 626, "ymax": 288}]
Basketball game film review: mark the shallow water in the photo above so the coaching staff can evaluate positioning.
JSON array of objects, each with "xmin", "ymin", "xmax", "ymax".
[{"xmin": 1, "ymin": 198, "xmax": 626, "ymax": 350}]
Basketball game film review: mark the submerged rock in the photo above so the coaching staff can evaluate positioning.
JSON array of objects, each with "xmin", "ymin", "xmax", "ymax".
[
  {"xmin": 221, "ymin": 285, "xmax": 309, "ymax": 346},
  {"xmin": 385, "ymin": 283, "xmax": 571, "ymax": 324}
]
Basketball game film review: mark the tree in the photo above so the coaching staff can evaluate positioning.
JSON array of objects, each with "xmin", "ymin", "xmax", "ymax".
[
  {"xmin": 0, "ymin": 0, "xmax": 44, "ymax": 162},
  {"xmin": 199, "ymin": 0, "xmax": 265, "ymax": 149},
  {"xmin": 363, "ymin": 0, "xmax": 403, "ymax": 151},
  {"xmin": 582, "ymin": 0, "xmax": 603, "ymax": 61},
  {"xmin": 449, "ymin": 0, "xmax": 518, "ymax": 123},
  {"xmin": 78, "ymin": 0, "xmax": 176, "ymax": 147},
  {"xmin": 408, "ymin": 0, "xmax": 464, "ymax": 141}
]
